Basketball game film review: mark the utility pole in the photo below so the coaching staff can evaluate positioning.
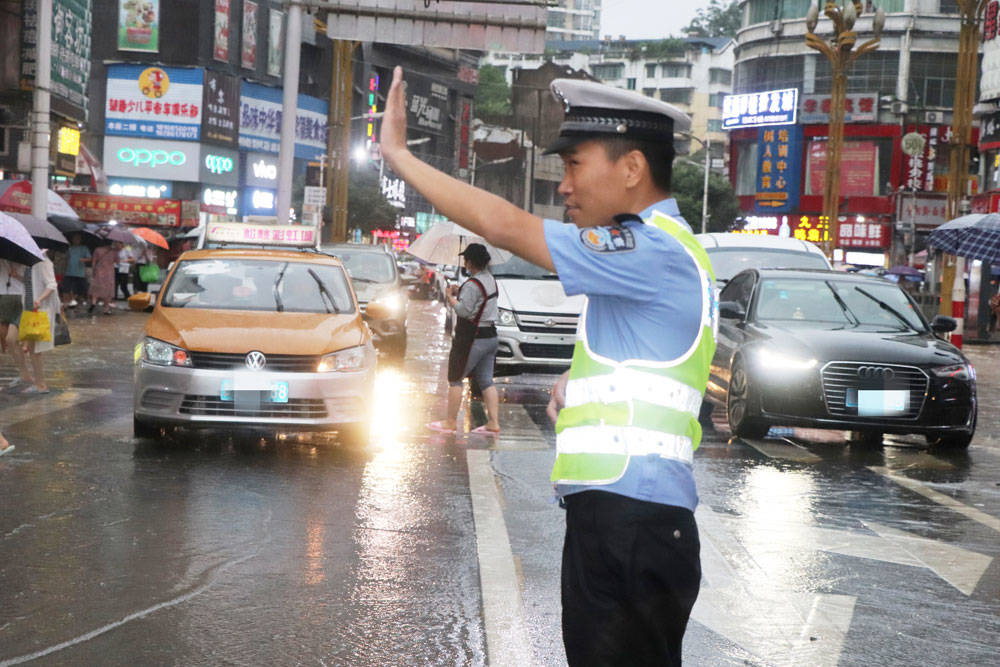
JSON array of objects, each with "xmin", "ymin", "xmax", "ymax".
[
  {"xmin": 275, "ymin": 2, "xmax": 303, "ymax": 225},
  {"xmin": 701, "ymin": 136, "xmax": 710, "ymax": 234},
  {"xmin": 326, "ymin": 40, "xmax": 357, "ymax": 243},
  {"xmin": 805, "ymin": 1, "xmax": 885, "ymax": 258},
  {"xmin": 31, "ymin": 0, "xmax": 53, "ymax": 220}
]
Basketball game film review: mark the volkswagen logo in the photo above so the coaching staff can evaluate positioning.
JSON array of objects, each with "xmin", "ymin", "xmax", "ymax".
[
  {"xmin": 245, "ymin": 351, "xmax": 267, "ymax": 370},
  {"xmin": 857, "ymin": 366, "xmax": 894, "ymax": 381}
]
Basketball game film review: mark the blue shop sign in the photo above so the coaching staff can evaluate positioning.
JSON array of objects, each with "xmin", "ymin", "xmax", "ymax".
[
  {"xmin": 754, "ymin": 125, "xmax": 802, "ymax": 214},
  {"xmin": 239, "ymin": 82, "xmax": 329, "ymax": 160},
  {"xmin": 241, "ymin": 186, "xmax": 277, "ymax": 216},
  {"xmin": 105, "ymin": 65, "xmax": 205, "ymax": 141}
]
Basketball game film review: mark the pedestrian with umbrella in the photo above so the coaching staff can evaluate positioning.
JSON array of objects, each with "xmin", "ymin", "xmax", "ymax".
[
  {"xmin": 86, "ymin": 241, "xmax": 118, "ymax": 315},
  {"xmin": 18, "ymin": 247, "xmax": 61, "ymax": 393},
  {"xmin": 0, "ymin": 213, "xmax": 44, "ymax": 390},
  {"xmin": 62, "ymin": 233, "xmax": 91, "ymax": 308}
]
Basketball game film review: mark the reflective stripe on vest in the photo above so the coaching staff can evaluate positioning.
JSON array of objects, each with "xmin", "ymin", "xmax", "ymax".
[{"xmin": 551, "ymin": 211, "xmax": 718, "ymax": 486}]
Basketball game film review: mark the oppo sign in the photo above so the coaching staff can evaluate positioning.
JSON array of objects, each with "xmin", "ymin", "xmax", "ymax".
[
  {"xmin": 117, "ymin": 147, "xmax": 186, "ymax": 168},
  {"xmin": 204, "ymin": 154, "xmax": 235, "ymax": 174}
]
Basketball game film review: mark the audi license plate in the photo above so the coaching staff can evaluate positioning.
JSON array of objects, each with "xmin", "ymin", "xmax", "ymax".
[
  {"xmin": 845, "ymin": 388, "xmax": 908, "ymax": 416},
  {"xmin": 220, "ymin": 379, "xmax": 289, "ymax": 403}
]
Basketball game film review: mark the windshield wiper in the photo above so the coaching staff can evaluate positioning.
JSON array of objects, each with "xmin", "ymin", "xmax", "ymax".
[
  {"xmin": 853, "ymin": 287, "xmax": 917, "ymax": 331},
  {"xmin": 350, "ymin": 276, "xmax": 377, "ymax": 284},
  {"xmin": 826, "ymin": 282, "xmax": 858, "ymax": 325},
  {"xmin": 307, "ymin": 268, "xmax": 337, "ymax": 313},
  {"xmin": 273, "ymin": 262, "xmax": 289, "ymax": 312}
]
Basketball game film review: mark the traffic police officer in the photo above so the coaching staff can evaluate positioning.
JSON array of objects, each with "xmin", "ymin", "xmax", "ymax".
[{"xmin": 380, "ymin": 68, "xmax": 717, "ymax": 665}]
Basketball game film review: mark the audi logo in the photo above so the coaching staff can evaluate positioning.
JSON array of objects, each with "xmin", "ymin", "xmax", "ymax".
[
  {"xmin": 204, "ymin": 154, "xmax": 234, "ymax": 174},
  {"xmin": 245, "ymin": 351, "xmax": 267, "ymax": 370},
  {"xmin": 857, "ymin": 366, "xmax": 894, "ymax": 381},
  {"xmin": 117, "ymin": 148, "xmax": 186, "ymax": 168}
]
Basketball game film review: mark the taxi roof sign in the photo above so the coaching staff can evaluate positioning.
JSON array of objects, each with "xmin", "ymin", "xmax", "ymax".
[{"xmin": 204, "ymin": 222, "xmax": 318, "ymax": 247}]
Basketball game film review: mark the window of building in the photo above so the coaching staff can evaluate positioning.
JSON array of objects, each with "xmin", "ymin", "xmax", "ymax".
[
  {"xmin": 627, "ymin": 78, "xmax": 637, "ymax": 90},
  {"xmin": 0, "ymin": 127, "xmax": 7, "ymax": 156},
  {"xmin": 746, "ymin": 0, "xmax": 904, "ymax": 27},
  {"xmin": 547, "ymin": 13, "xmax": 563, "ymax": 28},
  {"xmin": 643, "ymin": 87, "xmax": 657, "ymax": 98},
  {"xmin": 707, "ymin": 119, "xmax": 723, "ymax": 132},
  {"xmin": 709, "ymin": 68, "xmax": 733, "ymax": 85},
  {"xmin": 734, "ymin": 55, "xmax": 804, "ymax": 93},
  {"xmin": 735, "ymin": 141, "xmax": 759, "ymax": 196},
  {"xmin": 661, "ymin": 62, "xmax": 692, "ymax": 78},
  {"xmin": 592, "ymin": 63, "xmax": 624, "ymax": 80},
  {"xmin": 939, "ymin": 0, "xmax": 960, "ymax": 13},
  {"xmin": 909, "ymin": 52, "xmax": 961, "ymax": 108},
  {"xmin": 813, "ymin": 51, "xmax": 899, "ymax": 95},
  {"xmin": 659, "ymin": 88, "xmax": 693, "ymax": 104},
  {"xmin": 645, "ymin": 63, "xmax": 657, "ymax": 78},
  {"xmin": 533, "ymin": 179, "xmax": 559, "ymax": 207},
  {"xmin": 709, "ymin": 93, "xmax": 725, "ymax": 107}
]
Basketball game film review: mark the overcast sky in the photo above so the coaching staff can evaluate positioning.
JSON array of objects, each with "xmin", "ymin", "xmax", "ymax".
[{"xmin": 600, "ymin": 0, "xmax": 715, "ymax": 40}]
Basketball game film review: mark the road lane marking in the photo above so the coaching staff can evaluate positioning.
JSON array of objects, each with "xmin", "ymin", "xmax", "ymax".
[
  {"xmin": 869, "ymin": 466, "xmax": 1000, "ymax": 534},
  {"xmin": 0, "ymin": 389, "xmax": 112, "ymax": 426},
  {"xmin": 467, "ymin": 449, "xmax": 533, "ymax": 667},
  {"xmin": 738, "ymin": 436, "xmax": 824, "ymax": 463}
]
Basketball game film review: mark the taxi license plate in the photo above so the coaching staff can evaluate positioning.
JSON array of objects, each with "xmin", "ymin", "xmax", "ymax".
[
  {"xmin": 220, "ymin": 379, "xmax": 289, "ymax": 403},
  {"xmin": 845, "ymin": 388, "xmax": 908, "ymax": 416}
]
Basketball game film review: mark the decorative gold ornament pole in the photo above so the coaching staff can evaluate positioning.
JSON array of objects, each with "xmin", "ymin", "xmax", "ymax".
[{"xmin": 804, "ymin": 1, "xmax": 884, "ymax": 259}]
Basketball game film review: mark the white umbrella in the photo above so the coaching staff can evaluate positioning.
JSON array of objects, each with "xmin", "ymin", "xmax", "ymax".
[{"xmin": 408, "ymin": 221, "xmax": 512, "ymax": 266}]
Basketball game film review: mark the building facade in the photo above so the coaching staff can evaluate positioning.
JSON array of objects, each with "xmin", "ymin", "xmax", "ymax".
[
  {"xmin": 729, "ymin": 0, "xmax": 972, "ymax": 266},
  {"xmin": 546, "ymin": 0, "xmax": 602, "ymax": 42}
]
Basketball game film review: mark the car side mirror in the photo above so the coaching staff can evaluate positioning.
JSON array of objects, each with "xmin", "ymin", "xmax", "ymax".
[
  {"xmin": 719, "ymin": 301, "xmax": 746, "ymax": 320},
  {"xmin": 365, "ymin": 300, "xmax": 391, "ymax": 320},
  {"xmin": 930, "ymin": 314, "xmax": 957, "ymax": 333}
]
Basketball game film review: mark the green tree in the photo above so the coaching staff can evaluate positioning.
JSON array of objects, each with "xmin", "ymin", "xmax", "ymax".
[
  {"xmin": 671, "ymin": 158, "xmax": 740, "ymax": 233},
  {"xmin": 684, "ymin": 0, "xmax": 742, "ymax": 39},
  {"xmin": 347, "ymin": 168, "xmax": 398, "ymax": 235},
  {"xmin": 475, "ymin": 64, "xmax": 512, "ymax": 116}
]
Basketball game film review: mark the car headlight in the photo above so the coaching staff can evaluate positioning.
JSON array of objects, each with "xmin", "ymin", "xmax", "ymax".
[
  {"xmin": 756, "ymin": 348, "xmax": 817, "ymax": 371},
  {"xmin": 141, "ymin": 337, "xmax": 192, "ymax": 367},
  {"xmin": 372, "ymin": 291, "xmax": 404, "ymax": 314},
  {"xmin": 317, "ymin": 345, "xmax": 372, "ymax": 372},
  {"xmin": 930, "ymin": 363, "xmax": 974, "ymax": 381},
  {"xmin": 497, "ymin": 308, "xmax": 516, "ymax": 327}
]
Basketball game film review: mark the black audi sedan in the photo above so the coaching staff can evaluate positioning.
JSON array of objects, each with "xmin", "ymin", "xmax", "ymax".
[{"xmin": 705, "ymin": 268, "xmax": 977, "ymax": 448}]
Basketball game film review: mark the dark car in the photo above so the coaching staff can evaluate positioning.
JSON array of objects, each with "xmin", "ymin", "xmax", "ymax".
[{"xmin": 705, "ymin": 269, "xmax": 976, "ymax": 448}]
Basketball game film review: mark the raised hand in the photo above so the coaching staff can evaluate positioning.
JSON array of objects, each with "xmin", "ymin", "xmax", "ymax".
[{"xmin": 381, "ymin": 66, "xmax": 409, "ymax": 170}]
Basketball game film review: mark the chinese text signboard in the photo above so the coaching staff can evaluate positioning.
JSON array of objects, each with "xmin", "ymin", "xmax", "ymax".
[
  {"xmin": 117, "ymin": 0, "xmax": 159, "ymax": 52},
  {"xmin": 21, "ymin": 0, "xmax": 93, "ymax": 113},
  {"xmin": 808, "ymin": 140, "xmax": 879, "ymax": 196},
  {"xmin": 799, "ymin": 93, "xmax": 877, "ymax": 124},
  {"xmin": 903, "ymin": 125, "xmax": 950, "ymax": 192},
  {"xmin": 722, "ymin": 89, "xmax": 798, "ymax": 129},
  {"xmin": 239, "ymin": 82, "xmax": 328, "ymax": 160},
  {"xmin": 207, "ymin": 222, "xmax": 316, "ymax": 245},
  {"xmin": 267, "ymin": 9, "xmax": 283, "ymax": 77},
  {"xmin": 202, "ymin": 70, "xmax": 239, "ymax": 146},
  {"xmin": 837, "ymin": 219, "xmax": 890, "ymax": 249},
  {"xmin": 105, "ymin": 65, "xmax": 203, "ymax": 141},
  {"xmin": 754, "ymin": 125, "xmax": 802, "ymax": 213},
  {"xmin": 242, "ymin": 0, "xmax": 257, "ymax": 69},
  {"xmin": 791, "ymin": 215, "xmax": 832, "ymax": 246},
  {"xmin": 982, "ymin": 0, "xmax": 1000, "ymax": 101},
  {"xmin": 900, "ymin": 196, "xmax": 947, "ymax": 227},
  {"xmin": 66, "ymin": 192, "xmax": 181, "ymax": 226}
]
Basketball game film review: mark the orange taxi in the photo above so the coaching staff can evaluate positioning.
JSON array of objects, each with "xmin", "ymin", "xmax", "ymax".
[{"xmin": 132, "ymin": 239, "xmax": 387, "ymax": 442}]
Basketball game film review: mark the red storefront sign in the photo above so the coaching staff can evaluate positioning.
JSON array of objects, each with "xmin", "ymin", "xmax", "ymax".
[
  {"xmin": 837, "ymin": 219, "xmax": 890, "ymax": 249},
  {"xmin": 66, "ymin": 193, "xmax": 182, "ymax": 226},
  {"xmin": 807, "ymin": 140, "xmax": 879, "ymax": 196}
]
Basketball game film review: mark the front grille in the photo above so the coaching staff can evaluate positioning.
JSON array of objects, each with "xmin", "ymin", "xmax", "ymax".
[
  {"xmin": 821, "ymin": 362, "xmax": 928, "ymax": 420},
  {"xmin": 179, "ymin": 395, "xmax": 327, "ymax": 419},
  {"xmin": 141, "ymin": 390, "xmax": 179, "ymax": 410},
  {"xmin": 188, "ymin": 352, "xmax": 321, "ymax": 372},
  {"xmin": 515, "ymin": 311, "xmax": 579, "ymax": 335},
  {"xmin": 519, "ymin": 343, "xmax": 574, "ymax": 360}
]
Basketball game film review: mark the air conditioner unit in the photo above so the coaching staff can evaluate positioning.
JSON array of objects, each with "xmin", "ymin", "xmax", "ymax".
[
  {"xmin": 925, "ymin": 110, "xmax": 943, "ymax": 124},
  {"xmin": 889, "ymin": 101, "xmax": 908, "ymax": 115}
]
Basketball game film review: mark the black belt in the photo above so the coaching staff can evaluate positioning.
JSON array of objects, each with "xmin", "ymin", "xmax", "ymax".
[{"xmin": 475, "ymin": 324, "xmax": 497, "ymax": 339}]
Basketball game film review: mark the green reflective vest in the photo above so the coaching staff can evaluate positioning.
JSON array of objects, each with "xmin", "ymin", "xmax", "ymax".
[{"xmin": 551, "ymin": 212, "xmax": 718, "ymax": 485}]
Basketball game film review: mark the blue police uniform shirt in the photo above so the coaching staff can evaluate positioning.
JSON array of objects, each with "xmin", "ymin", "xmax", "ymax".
[{"xmin": 543, "ymin": 197, "xmax": 702, "ymax": 512}]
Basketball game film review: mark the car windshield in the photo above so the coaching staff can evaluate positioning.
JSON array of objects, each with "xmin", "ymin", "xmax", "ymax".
[
  {"xmin": 161, "ymin": 258, "xmax": 356, "ymax": 313},
  {"xmin": 707, "ymin": 248, "xmax": 830, "ymax": 281},
  {"xmin": 491, "ymin": 255, "xmax": 558, "ymax": 279},
  {"xmin": 754, "ymin": 278, "xmax": 927, "ymax": 331},
  {"xmin": 332, "ymin": 250, "xmax": 396, "ymax": 283}
]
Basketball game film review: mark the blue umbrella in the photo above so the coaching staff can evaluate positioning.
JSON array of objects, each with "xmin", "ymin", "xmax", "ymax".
[
  {"xmin": 927, "ymin": 213, "xmax": 1000, "ymax": 263},
  {"xmin": 0, "ymin": 211, "xmax": 45, "ymax": 266}
]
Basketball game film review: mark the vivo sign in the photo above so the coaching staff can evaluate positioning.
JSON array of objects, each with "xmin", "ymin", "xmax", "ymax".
[
  {"xmin": 204, "ymin": 154, "xmax": 235, "ymax": 174},
  {"xmin": 117, "ymin": 148, "xmax": 186, "ymax": 168},
  {"xmin": 252, "ymin": 159, "xmax": 277, "ymax": 181}
]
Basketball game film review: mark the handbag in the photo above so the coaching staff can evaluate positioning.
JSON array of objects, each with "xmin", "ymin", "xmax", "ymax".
[
  {"xmin": 18, "ymin": 309, "xmax": 52, "ymax": 342},
  {"xmin": 53, "ymin": 312, "xmax": 71, "ymax": 346},
  {"xmin": 139, "ymin": 263, "xmax": 160, "ymax": 283}
]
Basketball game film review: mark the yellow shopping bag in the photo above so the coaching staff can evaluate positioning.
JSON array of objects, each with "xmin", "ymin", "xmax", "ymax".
[{"xmin": 18, "ymin": 309, "xmax": 51, "ymax": 343}]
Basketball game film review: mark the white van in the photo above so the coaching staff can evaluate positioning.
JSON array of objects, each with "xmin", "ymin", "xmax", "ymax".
[
  {"xmin": 695, "ymin": 233, "xmax": 832, "ymax": 284},
  {"xmin": 490, "ymin": 256, "xmax": 586, "ymax": 374}
]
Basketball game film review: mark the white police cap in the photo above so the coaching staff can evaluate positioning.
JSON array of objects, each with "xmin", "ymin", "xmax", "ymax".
[{"xmin": 544, "ymin": 78, "xmax": 692, "ymax": 155}]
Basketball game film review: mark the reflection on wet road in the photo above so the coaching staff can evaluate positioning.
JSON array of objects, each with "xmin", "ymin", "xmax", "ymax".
[{"xmin": 2, "ymin": 300, "xmax": 1000, "ymax": 665}]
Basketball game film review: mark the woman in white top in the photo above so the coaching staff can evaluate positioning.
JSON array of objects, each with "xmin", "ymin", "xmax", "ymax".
[
  {"xmin": 0, "ymin": 259, "xmax": 32, "ymax": 390},
  {"xmin": 20, "ymin": 250, "xmax": 61, "ymax": 394}
]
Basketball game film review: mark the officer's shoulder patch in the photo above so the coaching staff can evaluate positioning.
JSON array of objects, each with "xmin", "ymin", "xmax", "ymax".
[{"xmin": 579, "ymin": 226, "xmax": 636, "ymax": 253}]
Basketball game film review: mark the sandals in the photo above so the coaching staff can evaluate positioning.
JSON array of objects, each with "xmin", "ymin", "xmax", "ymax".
[
  {"xmin": 471, "ymin": 425, "xmax": 500, "ymax": 436},
  {"xmin": 0, "ymin": 444, "xmax": 14, "ymax": 457},
  {"xmin": 426, "ymin": 420, "xmax": 457, "ymax": 434}
]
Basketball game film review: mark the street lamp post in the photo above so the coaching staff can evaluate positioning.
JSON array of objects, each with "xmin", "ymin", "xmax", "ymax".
[
  {"xmin": 678, "ymin": 133, "xmax": 712, "ymax": 234},
  {"xmin": 805, "ymin": 1, "xmax": 885, "ymax": 258}
]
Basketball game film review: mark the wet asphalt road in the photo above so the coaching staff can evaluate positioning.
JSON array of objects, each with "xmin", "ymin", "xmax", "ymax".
[{"xmin": 2, "ymin": 299, "xmax": 1000, "ymax": 666}]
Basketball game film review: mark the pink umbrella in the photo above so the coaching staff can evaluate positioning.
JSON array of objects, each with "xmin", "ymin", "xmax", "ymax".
[{"xmin": 0, "ymin": 211, "xmax": 45, "ymax": 266}]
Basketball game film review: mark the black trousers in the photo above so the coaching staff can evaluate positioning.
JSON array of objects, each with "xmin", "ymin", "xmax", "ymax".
[
  {"xmin": 562, "ymin": 491, "xmax": 701, "ymax": 667},
  {"xmin": 115, "ymin": 271, "xmax": 131, "ymax": 299}
]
